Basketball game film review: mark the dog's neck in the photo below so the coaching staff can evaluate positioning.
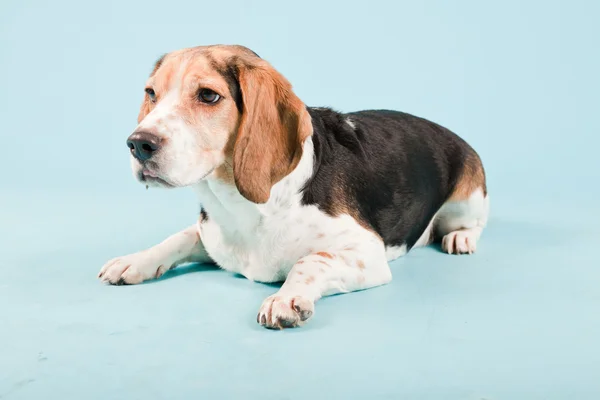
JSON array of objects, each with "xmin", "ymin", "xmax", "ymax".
[{"xmin": 192, "ymin": 137, "xmax": 315, "ymax": 233}]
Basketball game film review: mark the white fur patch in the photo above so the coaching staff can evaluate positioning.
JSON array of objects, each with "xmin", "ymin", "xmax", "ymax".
[
  {"xmin": 436, "ymin": 189, "xmax": 489, "ymax": 234},
  {"xmin": 385, "ymin": 244, "xmax": 408, "ymax": 261}
]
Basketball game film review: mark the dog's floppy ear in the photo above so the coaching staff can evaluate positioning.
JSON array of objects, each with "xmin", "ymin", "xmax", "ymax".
[{"xmin": 233, "ymin": 61, "xmax": 311, "ymax": 203}]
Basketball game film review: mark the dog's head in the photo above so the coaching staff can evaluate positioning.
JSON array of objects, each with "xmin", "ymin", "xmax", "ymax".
[{"xmin": 129, "ymin": 45, "xmax": 311, "ymax": 203}]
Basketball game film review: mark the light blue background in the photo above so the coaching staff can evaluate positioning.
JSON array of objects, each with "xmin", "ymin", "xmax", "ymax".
[{"xmin": 1, "ymin": 0, "xmax": 599, "ymax": 398}]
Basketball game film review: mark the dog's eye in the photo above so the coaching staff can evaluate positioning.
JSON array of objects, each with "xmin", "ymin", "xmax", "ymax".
[
  {"xmin": 198, "ymin": 89, "xmax": 220, "ymax": 104},
  {"xmin": 145, "ymin": 88, "xmax": 156, "ymax": 102}
]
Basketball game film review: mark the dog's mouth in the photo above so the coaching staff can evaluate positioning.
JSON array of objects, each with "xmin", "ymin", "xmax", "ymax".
[{"xmin": 139, "ymin": 169, "xmax": 175, "ymax": 188}]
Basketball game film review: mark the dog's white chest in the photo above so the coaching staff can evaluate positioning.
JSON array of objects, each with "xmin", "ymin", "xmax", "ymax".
[
  {"xmin": 192, "ymin": 178, "xmax": 309, "ymax": 282},
  {"xmin": 197, "ymin": 211, "xmax": 301, "ymax": 282},
  {"xmin": 192, "ymin": 174, "xmax": 362, "ymax": 283}
]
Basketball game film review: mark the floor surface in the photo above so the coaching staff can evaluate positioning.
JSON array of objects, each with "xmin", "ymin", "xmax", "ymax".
[{"xmin": 2, "ymin": 189, "xmax": 599, "ymax": 399}]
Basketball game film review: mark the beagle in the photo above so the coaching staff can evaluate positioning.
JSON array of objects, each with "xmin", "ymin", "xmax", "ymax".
[{"xmin": 98, "ymin": 45, "xmax": 489, "ymax": 329}]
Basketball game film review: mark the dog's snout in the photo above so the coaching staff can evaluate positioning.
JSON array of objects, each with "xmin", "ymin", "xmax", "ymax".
[{"xmin": 126, "ymin": 131, "xmax": 161, "ymax": 161}]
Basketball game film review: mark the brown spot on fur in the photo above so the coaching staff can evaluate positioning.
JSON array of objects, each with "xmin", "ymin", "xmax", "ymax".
[
  {"xmin": 449, "ymin": 151, "xmax": 487, "ymax": 200},
  {"xmin": 316, "ymin": 251, "xmax": 334, "ymax": 259},
  {"xmin": 357, "ymin": 260, "xmax": 365, "ymax": 270},
  {"xmin": 357, "ymin": 276, "xmax": 366, "ymax": 284},
  {"xmin": 297, "ymin": 271, "xmax": 304, "ymax": 275},
  {"xmin": 305, "ymin": 276, "xmax": 315, "ymax": 284},
  {"xmin": 322, "ymin": 178, "xmax": 379, "ymax": 234},
  {"xmin": 317, "ymin": 233, "xmax": 325, "ymax": 239},
  {"xmin": 296, "ymin": 260, "xmax": 304, "ymax": 264},
  {"xmin": 315, "ymin": 260, "xmax": 330, "ymax": 267}
]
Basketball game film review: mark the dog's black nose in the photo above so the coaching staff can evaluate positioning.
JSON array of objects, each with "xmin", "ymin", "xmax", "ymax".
[{"xmin": 126, "ymin": 131, "xmax": 161, "ymax": 161}]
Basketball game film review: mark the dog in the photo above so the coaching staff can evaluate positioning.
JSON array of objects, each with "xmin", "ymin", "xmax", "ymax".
[{"xmin": 98, "ymin": 45, "xmax": 489, "ymax": 329}]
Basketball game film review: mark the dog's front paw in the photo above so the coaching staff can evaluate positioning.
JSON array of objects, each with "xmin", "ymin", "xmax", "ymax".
[
  {"xmin": 98, "ymin": 252, "xmax": 168, "ymax": 285},
  {"xmin": 257, "ymin": 294, "xmax": 315, "ymax": 329}
]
